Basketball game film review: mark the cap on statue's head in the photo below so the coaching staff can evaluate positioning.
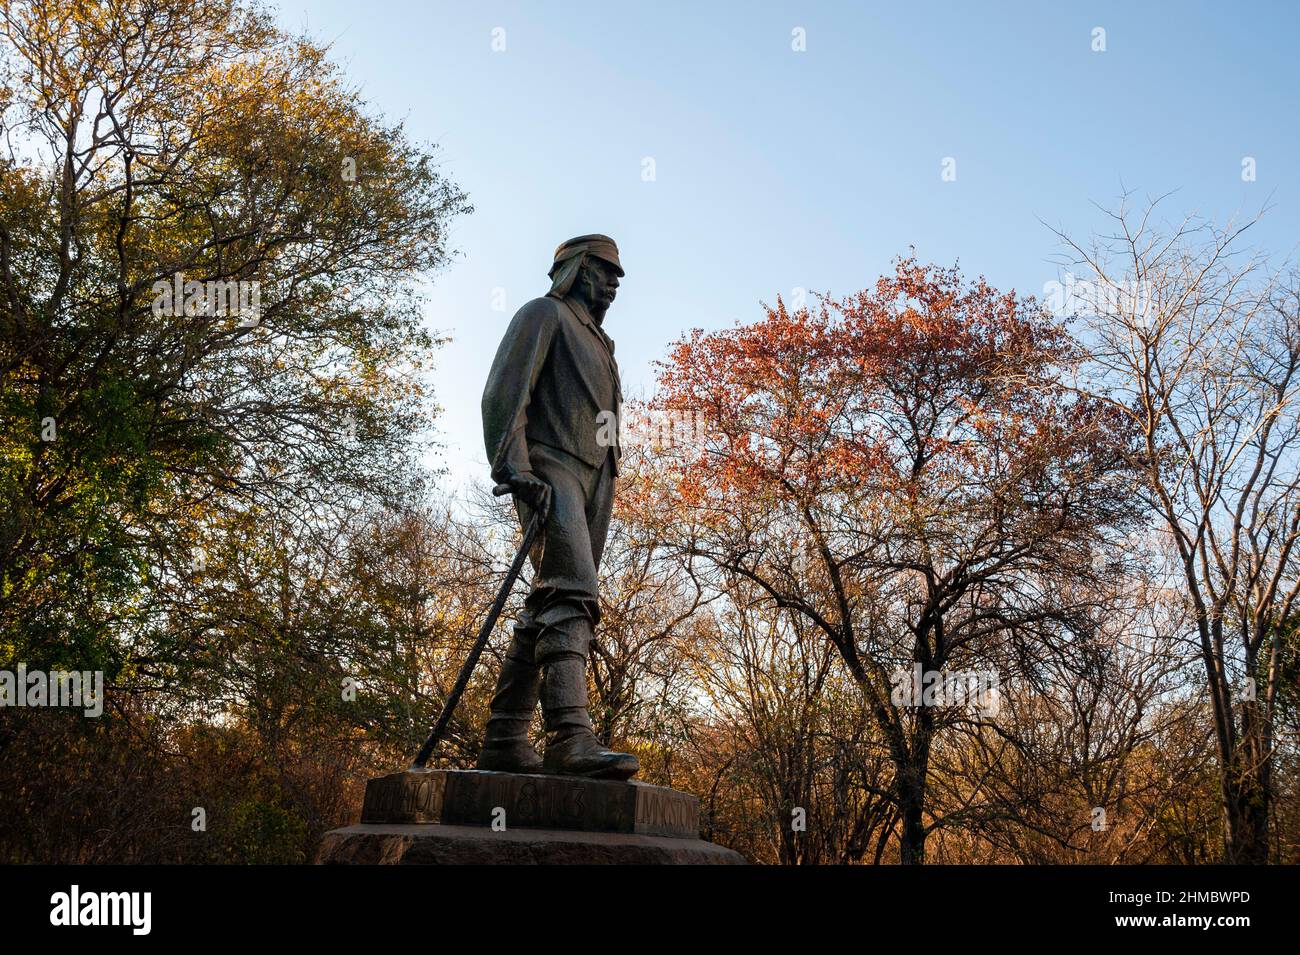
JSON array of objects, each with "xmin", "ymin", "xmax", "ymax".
[{"xmin": 550, "ymin": 234, "xmax": 624, "ymax": 276}]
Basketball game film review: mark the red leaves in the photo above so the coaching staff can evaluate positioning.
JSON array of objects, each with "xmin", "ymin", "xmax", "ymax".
[{"xmin": 653, "ymin": 255, "xmax": 1124, "ymax": 528}]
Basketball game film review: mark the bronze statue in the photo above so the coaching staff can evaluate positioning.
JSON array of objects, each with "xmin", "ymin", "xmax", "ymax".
[{"xmin": 477, "ymin": 235, "xmax": 638, "ymax": 780}]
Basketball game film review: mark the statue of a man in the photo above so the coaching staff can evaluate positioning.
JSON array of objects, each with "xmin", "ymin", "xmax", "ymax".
[{"xmin": 477, "ymin": 235, "xmax": 638, "ymax": 780}]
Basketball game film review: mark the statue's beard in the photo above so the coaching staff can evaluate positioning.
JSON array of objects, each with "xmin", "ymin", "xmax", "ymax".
[{"xmin": 578, "ymin": 282, "xmax": 610, "ymax": 323}]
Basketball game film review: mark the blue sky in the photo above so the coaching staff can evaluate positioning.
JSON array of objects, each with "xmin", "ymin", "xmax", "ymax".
[{"xmin": 282, "ymin": 0, "xmax": 1300, "ymax": 489}]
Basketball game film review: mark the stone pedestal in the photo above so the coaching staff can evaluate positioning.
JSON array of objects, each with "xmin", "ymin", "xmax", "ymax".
[{"xmin": 315, "ymin": 768, "xmax": 745, "ymax": 865}]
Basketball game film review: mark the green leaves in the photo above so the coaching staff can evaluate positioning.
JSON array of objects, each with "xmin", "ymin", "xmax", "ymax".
[{"xmin": 0, "ymin": 0, "xmax": 469, "ymax": 670}]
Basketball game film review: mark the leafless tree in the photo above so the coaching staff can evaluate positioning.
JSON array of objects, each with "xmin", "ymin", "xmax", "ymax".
[{"xmin": 1056, "ymin": 194, "xmax": 1299, "ymax": 862}]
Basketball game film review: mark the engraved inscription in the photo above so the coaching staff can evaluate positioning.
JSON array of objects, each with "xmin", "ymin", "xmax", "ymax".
[
  {"xmin": 634, "ymin": 787, "xmax": 698, "ymax": 837},
  {"xmin": 362, "ymin": 771, "xmax": 445, "ymax": 823}
]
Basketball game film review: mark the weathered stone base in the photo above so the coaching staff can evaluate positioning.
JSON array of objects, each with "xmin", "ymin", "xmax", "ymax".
[
  {"xmin": 315, "ymin": 823, "xmax": 747, "ymax": 865},
  {"xmin": 359, "ymin": 768, "xmax": 700, "ymax": 837},
  {"xmin": 317, "ymin": 768, "xmax": 746, "ymax": 865}
]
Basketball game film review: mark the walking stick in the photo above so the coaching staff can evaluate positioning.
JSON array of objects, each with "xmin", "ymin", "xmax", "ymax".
[{"xmin": 410, "ymin": 485, "xmax": 544, "ymax": 770}]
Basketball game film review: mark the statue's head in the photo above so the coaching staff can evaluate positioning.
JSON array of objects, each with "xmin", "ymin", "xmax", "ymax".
[{"xmin": 548, "ymin": 234, "xmax": 623, "ymax": 322}]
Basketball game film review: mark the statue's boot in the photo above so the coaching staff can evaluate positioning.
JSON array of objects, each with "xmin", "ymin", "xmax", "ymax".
[
  {"xmin": 476, "ymin": 627, "xmax": 543, "ymax": 774},
  {"xmin": 539, "ymin": 636, "xmax": 638, "ymax": 780}
]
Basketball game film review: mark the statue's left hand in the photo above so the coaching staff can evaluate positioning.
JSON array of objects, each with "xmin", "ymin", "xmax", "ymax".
[{"xmin": 494, "ymin": 472, "xmax": 552, "ymax": 522}]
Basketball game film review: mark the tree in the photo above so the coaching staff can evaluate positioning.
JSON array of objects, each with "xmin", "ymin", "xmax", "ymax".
[
  {"xmin": 589, "ymin": 441, "xmax": 713, "ymax": 758},
  {"xmin": 653, "ymin": 256, "xmax": 1140, "ymax": 863},
  {"xmin": 931, "ymin": 544, "xmax": 1212, "ymax": 863},
  {"xmin": 0, "ymin": 0, "xmax": 471, "ymax": 863},
  {"xmin": 682, "ymin": 582, "xmax": 897, "ymax": 864},
  {"xmin": 1057, "ymin": 196, "xmax": 1299, "ymax": 862},
  {"xmin": 0, "ymin": 0, "xmax": 469, "ymax": 669}
]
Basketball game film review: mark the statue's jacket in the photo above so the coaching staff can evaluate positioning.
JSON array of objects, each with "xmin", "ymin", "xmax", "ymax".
[{"xmin": 482, "ymin": 293, "xmax": 623, "ymax": 484}]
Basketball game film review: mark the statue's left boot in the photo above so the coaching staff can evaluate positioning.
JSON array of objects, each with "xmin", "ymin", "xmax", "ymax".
[{"xmin": 539, "ymin": 646, "xmax": 638, "ymax": 781}]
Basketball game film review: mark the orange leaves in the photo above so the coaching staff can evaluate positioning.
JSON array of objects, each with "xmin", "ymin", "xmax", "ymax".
[
  {"xmin": 652, "ymin": 255, "xmax": 1125, "ymax": 532},
  {"xmin": 656, "ymin": 302, "xmax": 851, "ymax": 502}
]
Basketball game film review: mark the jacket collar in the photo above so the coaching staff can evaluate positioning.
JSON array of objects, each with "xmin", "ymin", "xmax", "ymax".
[{"xmin": 552, "ymin": 293, "xmax": 616, "ymax": 357}]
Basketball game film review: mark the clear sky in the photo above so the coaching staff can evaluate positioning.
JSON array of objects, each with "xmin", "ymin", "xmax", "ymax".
[{"xmin": 281, "ymin": 0, "xmax": 1300, "ymax": 490}]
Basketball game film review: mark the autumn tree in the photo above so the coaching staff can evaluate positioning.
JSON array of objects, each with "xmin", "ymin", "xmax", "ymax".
[
  {"xmin": 929, "ymin": 541, "xmax": 1211, "ymax": 863},
  {"xmin": 0, "ymin": 0, "xmax": 469, "ymax": 669},
  {"xmin": 587, "ymin": 441, "xmax": 714, "ymax": 762},
  {"xmin": 680, "ymin": 582, "xmax": 897, "ymax": 864},
  {"xmin": 0, "ymin": 0, "xmax": 470, "ymax": 862},
  {"xmin": 653, "ymin": 257, "xmax": 1140, "ymax": 863}
]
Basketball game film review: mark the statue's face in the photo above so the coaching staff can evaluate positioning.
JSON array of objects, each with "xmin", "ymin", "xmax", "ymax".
[{"xmin": 577, "ymin": 256, "xmax": 620, "ymax": 319}]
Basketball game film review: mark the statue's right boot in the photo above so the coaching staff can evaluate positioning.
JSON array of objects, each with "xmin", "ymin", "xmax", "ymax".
[
  {"xmin": 538, "ymin": 623, "xmax": 638, "ymax": 780},
  {"xmin": 476, "ymin": 628, "xmax": 543, "ymax": 774}
]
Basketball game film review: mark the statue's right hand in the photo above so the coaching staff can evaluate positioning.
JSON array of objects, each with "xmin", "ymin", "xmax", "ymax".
[{"xmin": 496, "ymin": 472, "xmax": 552, "ymax": 521}]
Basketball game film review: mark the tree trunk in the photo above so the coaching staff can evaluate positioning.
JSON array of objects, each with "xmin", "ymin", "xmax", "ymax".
[
  {"xmin": 898, "ymin": 788, "xmax": 927, "ymax": 865},
  {"xmin": 1221, "ymin": 707, "xmax": 1271, "ymax": 864},
  {"xmin": 1223, "ymin": 776, "xmax": 1269, "ymax": 864},
  {"xmin": 896, "ymin": 736, "xmax": 931, "ymax": 864}
]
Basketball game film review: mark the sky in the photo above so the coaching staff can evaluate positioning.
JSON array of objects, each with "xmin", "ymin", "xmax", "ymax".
[{"xmin": 280, "ymin": 0, "xmax": 1300, "ymax": 491}]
